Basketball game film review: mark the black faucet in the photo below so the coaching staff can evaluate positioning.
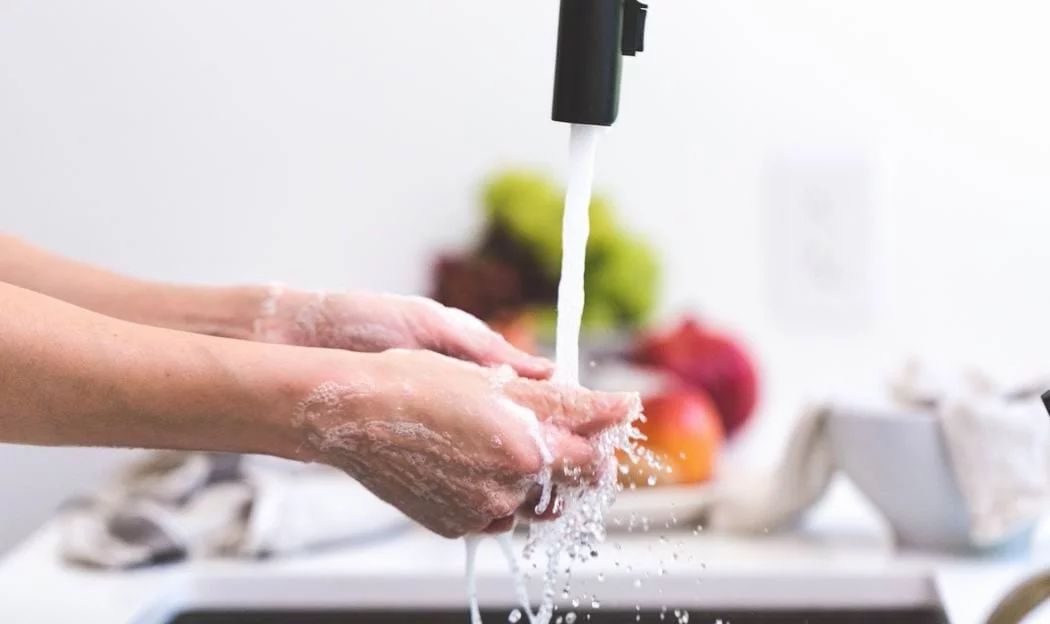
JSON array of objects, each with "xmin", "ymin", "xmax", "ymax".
[{"xmin": 551, "ymin": 0, "xmax": 648, "ymax": 127}]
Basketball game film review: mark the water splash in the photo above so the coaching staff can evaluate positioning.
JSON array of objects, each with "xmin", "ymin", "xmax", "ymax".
[
  {"xmin": 466, "ymin": 536, "xmax": 483, "ymax": 624},
  {"xmin": 462, "ymin": 123, "xmax": 649, "ymax": 624}
]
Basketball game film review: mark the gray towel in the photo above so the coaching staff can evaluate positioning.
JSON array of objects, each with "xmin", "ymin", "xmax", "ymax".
[{"xmin": 58, "ymin": 452, "xmax": 413, "ymax": 569}]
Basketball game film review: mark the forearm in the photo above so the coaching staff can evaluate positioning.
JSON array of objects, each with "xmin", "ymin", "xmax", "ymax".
[
  {"xmin": 0, "ymin": 234, "xmax": 266, "ymax": 339},
  {"xmin": 0, "ymin": 281, "xmax": 313, "ymax": 458}
]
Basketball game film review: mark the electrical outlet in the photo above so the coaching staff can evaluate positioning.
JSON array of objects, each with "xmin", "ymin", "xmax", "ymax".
[{"xmin": 761, "ymin": 148, "xmax": 877, "ymax": 330}]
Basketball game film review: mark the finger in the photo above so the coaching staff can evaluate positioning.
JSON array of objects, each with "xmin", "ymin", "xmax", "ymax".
[
  {"xmin": 545, "ymin": 427, "xmax": 601, "ymax": 485},
  {"xmin": 420, "ymin": 302, "xmax": 554, "ymax": 380},
  {"xmin": 444, "ymin": 329, "xmax": 554, "ymax": 381},
  {"xmin": 475, "ymin": 335, "xmax": 555, "ymax": 381},
  {"xmin": 505, "ymin": 380, "xmax": 640, "ymax": 437}
]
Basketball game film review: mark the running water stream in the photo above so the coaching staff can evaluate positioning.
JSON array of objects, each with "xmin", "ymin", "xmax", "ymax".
[{"xmin": 466, "ymin": 124, "xmax": 638, "ymax": 624}]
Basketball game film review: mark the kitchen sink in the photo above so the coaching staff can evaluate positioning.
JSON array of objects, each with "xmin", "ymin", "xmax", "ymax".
[{"xmin": 168, "ymin": 608, "xmax": 949, "ymax": 623}]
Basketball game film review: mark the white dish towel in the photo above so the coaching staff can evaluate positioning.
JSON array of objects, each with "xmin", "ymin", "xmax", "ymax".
[
  {"xmin": 708, "ymin": 360, "xmax": 1050, "ymax": 547},
  {"xmin": 58, "ymin": 453, "xmax": 412, "ymax": 569}
]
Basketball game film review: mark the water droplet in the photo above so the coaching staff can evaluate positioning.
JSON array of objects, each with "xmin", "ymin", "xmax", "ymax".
[
  {"xmin": 659, "ymin": 536, "xmax": 668, "ymax": 544},
  {"xmin": 633, "ymin": 579, "xmax": 642, "ymax": 588},
  {"xmin": 571, "ymin": 598, "xmax": 580, "ymax": 608},
  {"xmin": 672, "ymin": 552, "xmax": 679, "ymax": 561},
  {"xmin": 635, "ymin": 617, "xmax": 641, "ymax": 622},
  {"xmin": 646, "ymin": 475, "xmax": 657, "ymax": 487},
  {"xmin": 597, "ymin": 572, "xmax": 605, "ymax": 582},
  {"xmin": 565, "ymin": 613, "xmax": 577, "ymax": 624},
  {"xmin": 659, "ymin": 568, "xmax": 667, "ymax": 576},
  {"xmin": 508, "ymin": 609, "xmax": 522, "ymax": 623},
  {"xmin": 679, "ymin": 452, "xmax": 687, "ymax": 460},
  {"xmin": 591, "ymin": 599, "xmax": 600, "ymax": 609}
]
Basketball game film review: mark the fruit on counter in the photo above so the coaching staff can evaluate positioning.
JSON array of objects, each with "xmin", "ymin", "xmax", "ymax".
[
  {"xmin": 477, "ymin": 169, "xmax": 660, "ymax": 336},
  {"xmin": 482, "ymin": 170, "xmax": 619, "ymax": 275},
  {"xmin": 586, "ymin": 234, "xmax": 660, "ymax": 328},
  {"xmin": 630, "ymin": 317, "xmax": 759, "ymax": 439},
  {"xmin": 488, "ymin": 311, "xmax": 538, "ymax": 355},
  {"xmin": 620, "ymin": 388, "xmax": 725, "ymax": 488},
  {"xmin": 430, "ymin": 254, "xmax": 524, "ymax": 323}
]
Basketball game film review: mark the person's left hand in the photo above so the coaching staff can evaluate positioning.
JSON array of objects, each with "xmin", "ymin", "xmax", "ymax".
[{"xmin": 252, "ymin": 287, "xmax": 553, "ymax": 379}]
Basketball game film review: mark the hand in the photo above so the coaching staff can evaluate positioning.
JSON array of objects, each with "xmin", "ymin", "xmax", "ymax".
[
  {"xmin": 293, "ymin": 349, "xmax": 638, "ymax": 538},
  {"xmin": 253, "ymin": 287, "xmax": 553, "ymax": 380}
]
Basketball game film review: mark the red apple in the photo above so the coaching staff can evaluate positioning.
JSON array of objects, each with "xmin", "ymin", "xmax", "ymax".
[
  {"xmin": 621, "ymin": 388, "xmax": 725, "ymax": 487},
  {"xmin": 630, "ymin": 316, "xmax": 759, "ymax": 438}
]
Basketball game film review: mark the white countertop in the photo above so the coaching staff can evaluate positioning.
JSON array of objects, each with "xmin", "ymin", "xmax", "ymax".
[{"xmin": 1, "ymin": 479, "xmax": 1049, "ymax": 624}]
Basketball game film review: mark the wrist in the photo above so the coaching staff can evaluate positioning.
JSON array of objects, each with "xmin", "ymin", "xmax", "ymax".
[
  {"xmin": 136, "ymin": 283, "xmax": 271, "ymax": 340},
  {"xmin": 175, "ymin": 336, "xmax": 354, "ymax": 462},
  {"xmin": 275, "ymin": 349, "xmax": 400, "ymax": 465}
]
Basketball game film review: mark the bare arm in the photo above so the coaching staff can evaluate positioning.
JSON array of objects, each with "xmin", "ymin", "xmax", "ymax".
[
  {"xmin": 0, "ymin": 234, "xmax": 265, "ymax": 339},
  {"xmin": 0, "ymin": 281, "xmax": 635, "ymax": 538},
  {"xmin": 0, "ymin": 280, "xmax": 323, "ymax": 456}
]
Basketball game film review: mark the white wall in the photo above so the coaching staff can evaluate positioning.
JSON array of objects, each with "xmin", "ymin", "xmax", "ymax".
[{"xmin": 2, "ymin": 0, "xmax": 1049, "ymax": 551}]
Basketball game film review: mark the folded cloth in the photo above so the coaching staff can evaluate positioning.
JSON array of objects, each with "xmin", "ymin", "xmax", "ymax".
[
  {"xmin": 706, "ymin": 405, "xmax": 835, "ymax": 534},
  {"xmin": 707, "ymin": 359, "xmax": 1050, "ymax": 544},
  {"xmin": 58, "ymin": 452, "xmax": 412, "ymax": 569}
]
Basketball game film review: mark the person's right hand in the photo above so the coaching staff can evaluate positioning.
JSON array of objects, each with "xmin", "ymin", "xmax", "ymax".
[{"xmin": 293, "ymin": 349, "xmax": 638, "ymax": 538}]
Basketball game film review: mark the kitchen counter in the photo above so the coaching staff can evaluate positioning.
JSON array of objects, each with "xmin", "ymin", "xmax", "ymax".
[{"xmin": 1, "ymin": 479, "xmax": 1048, "ymax": 624}]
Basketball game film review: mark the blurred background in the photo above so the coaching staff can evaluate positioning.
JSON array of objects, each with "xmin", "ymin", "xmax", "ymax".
[{"xmin": 1, "ymin": 0, "xmax": 1050, "ymax": 554}]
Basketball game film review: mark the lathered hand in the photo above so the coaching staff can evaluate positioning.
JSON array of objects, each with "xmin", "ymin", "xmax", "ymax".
[
  {"xmin": 293, "ymin": 349, "xmax": 636, "ymax": 538},
  {"xmin": 253, "ymin": 287, "xmax": 552, "ymax": 380}
]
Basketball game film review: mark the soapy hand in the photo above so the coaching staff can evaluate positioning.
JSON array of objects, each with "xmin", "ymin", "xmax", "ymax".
[
  {"xmin": 294, "ymin": 349, "xmax": 637, "ymax": 539},
  {"xmin": 253, "ymin": 287, "xmax": 553, "ymax": 380}
]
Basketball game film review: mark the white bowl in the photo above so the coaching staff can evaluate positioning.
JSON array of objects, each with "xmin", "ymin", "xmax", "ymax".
[{"xmin": 826, "ymin": 406, "xmax": 1036, "ymax": 555}]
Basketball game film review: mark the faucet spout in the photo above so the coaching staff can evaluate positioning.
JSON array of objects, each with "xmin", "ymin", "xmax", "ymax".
[{"xmin": 551, "ymin": 0, "xmax": 647, "ymax": 127}]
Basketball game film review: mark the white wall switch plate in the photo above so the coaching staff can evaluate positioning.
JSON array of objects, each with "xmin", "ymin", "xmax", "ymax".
[{"xmin": 761, "ymin": 147, "xmax": 878, "ymax": 331}]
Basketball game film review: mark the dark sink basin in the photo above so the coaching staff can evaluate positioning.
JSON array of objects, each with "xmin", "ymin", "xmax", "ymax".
[{"xmin": 168, "ymin": 608, "xmax": 948, "ymax": 623}]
